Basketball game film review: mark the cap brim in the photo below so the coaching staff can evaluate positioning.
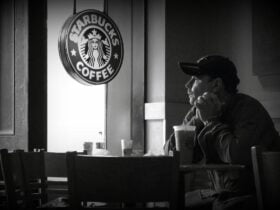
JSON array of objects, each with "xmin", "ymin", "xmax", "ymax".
[{"xmin": 178, "ymin": 62, "xmax": 204, "ymax": 75}]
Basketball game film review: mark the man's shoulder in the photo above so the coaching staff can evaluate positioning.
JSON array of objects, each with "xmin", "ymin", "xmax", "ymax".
[
  {"xmin": 232, "ymin": 93, "xmax": 270, "ymax": 116},
  {"xmin": 235, "ymin": 92, "xmax": 255, "ymax": 100},
  {"xmin": 233, "ymin": 93, "xmax": 263, "ymax": 107}
]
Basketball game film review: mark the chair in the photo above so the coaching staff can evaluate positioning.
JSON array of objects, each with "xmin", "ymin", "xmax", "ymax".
[
  {"xmin": 44, "ymin": 152, "xmax": 68, "ymax": 202},
  {"xmin": 66, "ymin": 152, "xmax": 180, "ymax": 209},
  {"xmin": 1, "ymin": 149, "xmax": 66, "ymax": 210},
  {"xmin": 44, "ymin": 150, "xmax": 87, "ymax": 203},
  {"xmin": 0, "ymin": 149, "xmax": 26, "ymax": 210},
  {"xmin": 251, "ymin": 146, "xmax": 280, "ymax": 210},
  {"xmin": 0, "ymin": 162, "xmax": 7, "ymax": 209},
  {"xmin": 17, "ymin": 150, "xmax": 48, "ymax": 209}
]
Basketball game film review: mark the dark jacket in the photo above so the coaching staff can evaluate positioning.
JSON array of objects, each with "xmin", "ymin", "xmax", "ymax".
[{"xmin": 165, "ymin": 93, "xmax": 280, "ymax": 195}]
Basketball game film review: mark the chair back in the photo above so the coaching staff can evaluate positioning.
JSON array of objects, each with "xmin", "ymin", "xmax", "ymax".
[
  {"xmin": 251, "ymin": 146, "xmax": 280, "ymax": 210},
  {"xmin": 44, "ymin": 150, "xmax": 87, "ymax": 204},
  {"xmin": 45, "ymin": 152, "xmax": 67, "ymax": 178},
  {"xmin": 44, "ymin": 150, "xmax": 86, "ymax": 177},
  {"xmin": 66, "ymin": 152, "xmax": 179, "ymax": 209},
  {"xmin": 0, "ymin": 149, "xmax": 25, "ymax": 210},
  {"xmin": 44, "ymin": 152, "xmax": 68, "ymax": 202},
  {"xmin": 18, "ymin": 150, "xmax": 48, "ymax": 208},
  {"xmin": 0, "ymin": 163, "xmax": 6, "ymax": 209}
]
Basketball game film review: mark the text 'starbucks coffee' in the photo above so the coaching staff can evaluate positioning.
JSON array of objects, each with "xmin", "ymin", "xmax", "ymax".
[{"xmin": 59, "ymin": 9, "xmax": 124, "ymax": 85}]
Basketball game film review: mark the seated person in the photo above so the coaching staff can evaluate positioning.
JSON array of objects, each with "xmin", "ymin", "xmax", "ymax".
[{"xmin": 164, "ymin": 55, "xmax": 280, "ymax": 210}]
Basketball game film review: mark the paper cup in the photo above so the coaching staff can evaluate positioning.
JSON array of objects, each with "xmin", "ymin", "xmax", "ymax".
[
  {"xmin": 173, "ymin": 125, "xmax": 195, "ymax": 164},
  {"xmin": 121, "ymin": 139, "xmax": 133, "ymax": 156},
  {"xmin": 83, "ymin": 142, "xmax": 93, "ymax": 155}
]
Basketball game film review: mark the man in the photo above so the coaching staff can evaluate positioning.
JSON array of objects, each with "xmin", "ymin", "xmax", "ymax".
[{"xmin": 164, "ymin": 55, "xmax": 280, "ymax": 210}]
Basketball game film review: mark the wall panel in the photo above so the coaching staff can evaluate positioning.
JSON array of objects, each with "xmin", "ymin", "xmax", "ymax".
[{"xmin": 0, "ymin": 0, "xmax": 28, "ymax": 150}]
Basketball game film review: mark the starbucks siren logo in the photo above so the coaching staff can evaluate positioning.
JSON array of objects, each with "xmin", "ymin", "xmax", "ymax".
[{"xmin": 59, "ymin": 9, "xmax": 124, "ymax": 85}]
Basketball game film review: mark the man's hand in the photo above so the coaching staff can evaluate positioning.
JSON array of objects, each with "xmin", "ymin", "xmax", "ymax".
[{"xmin": 194, "ymin": 92, "xmax": 223, "ymax": 123}]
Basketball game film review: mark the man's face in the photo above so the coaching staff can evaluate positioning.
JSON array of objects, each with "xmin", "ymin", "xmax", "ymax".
[{"xmin": 185, "ymin": 75, "xmax": 213, "ymax": 105}]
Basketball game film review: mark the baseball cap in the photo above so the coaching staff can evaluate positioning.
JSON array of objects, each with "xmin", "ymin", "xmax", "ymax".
[
  {"xmin": 179, "ymin": 55, "xmax": 240, "ymax": 93},
  {"xmin": 179, "ymin": 55, "xmax": 237, "ymax": 76}
]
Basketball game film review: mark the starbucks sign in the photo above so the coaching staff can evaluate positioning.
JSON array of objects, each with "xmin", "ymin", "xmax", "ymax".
[{"xmin": 58, "ymin": 9, "xmax": 124, "ymax": 85}]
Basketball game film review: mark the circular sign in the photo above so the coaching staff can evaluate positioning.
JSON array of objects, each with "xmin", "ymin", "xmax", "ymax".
[{"xmin": 58, "ymin": 9, "xmax": 124, "ymax": 85}]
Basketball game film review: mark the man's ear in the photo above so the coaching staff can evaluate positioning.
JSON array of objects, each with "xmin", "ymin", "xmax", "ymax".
[{"xmin": 211, "ymin": 78, "xmax": 223, "ymax": 93}]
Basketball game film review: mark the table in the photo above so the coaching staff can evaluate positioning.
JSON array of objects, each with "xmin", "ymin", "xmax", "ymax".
[{"xmin": 180, "ymin": 164, "xmax": 245, "ymax": 173}]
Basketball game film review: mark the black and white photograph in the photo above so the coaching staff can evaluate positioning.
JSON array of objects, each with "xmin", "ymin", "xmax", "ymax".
[{"xmin": 0, "ymin": 0, "xmax": 280, "ymax": 209}]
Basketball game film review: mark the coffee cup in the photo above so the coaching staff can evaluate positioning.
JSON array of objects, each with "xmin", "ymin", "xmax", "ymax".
[{"xmin": 173, "ymin": 125, "xmax": 195, "ymax": 164}]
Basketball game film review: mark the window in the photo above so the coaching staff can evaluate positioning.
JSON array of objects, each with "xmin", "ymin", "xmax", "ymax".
[{"xmin": 47, "ymin": 0, "xmax": 106, "ymax": 152}]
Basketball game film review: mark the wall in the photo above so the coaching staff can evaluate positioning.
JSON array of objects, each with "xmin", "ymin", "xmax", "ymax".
[
  {"xmin": 0, "ymin": 0, "xmax": 29, "ymax": 150},
  {"xmin": 145, "ymin": 0, "xmax": 166, "ymax": 154},
  {"xmin": 107, "ymin": 0, "xmax": 145, "ymax": 155},
  {"xmin": 249, "ymin": 0, "xmax": 280, "ymax": 132},
  {"xmin": 106, "ymin": 0, "xmax": 132, "ymax": 155}
]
